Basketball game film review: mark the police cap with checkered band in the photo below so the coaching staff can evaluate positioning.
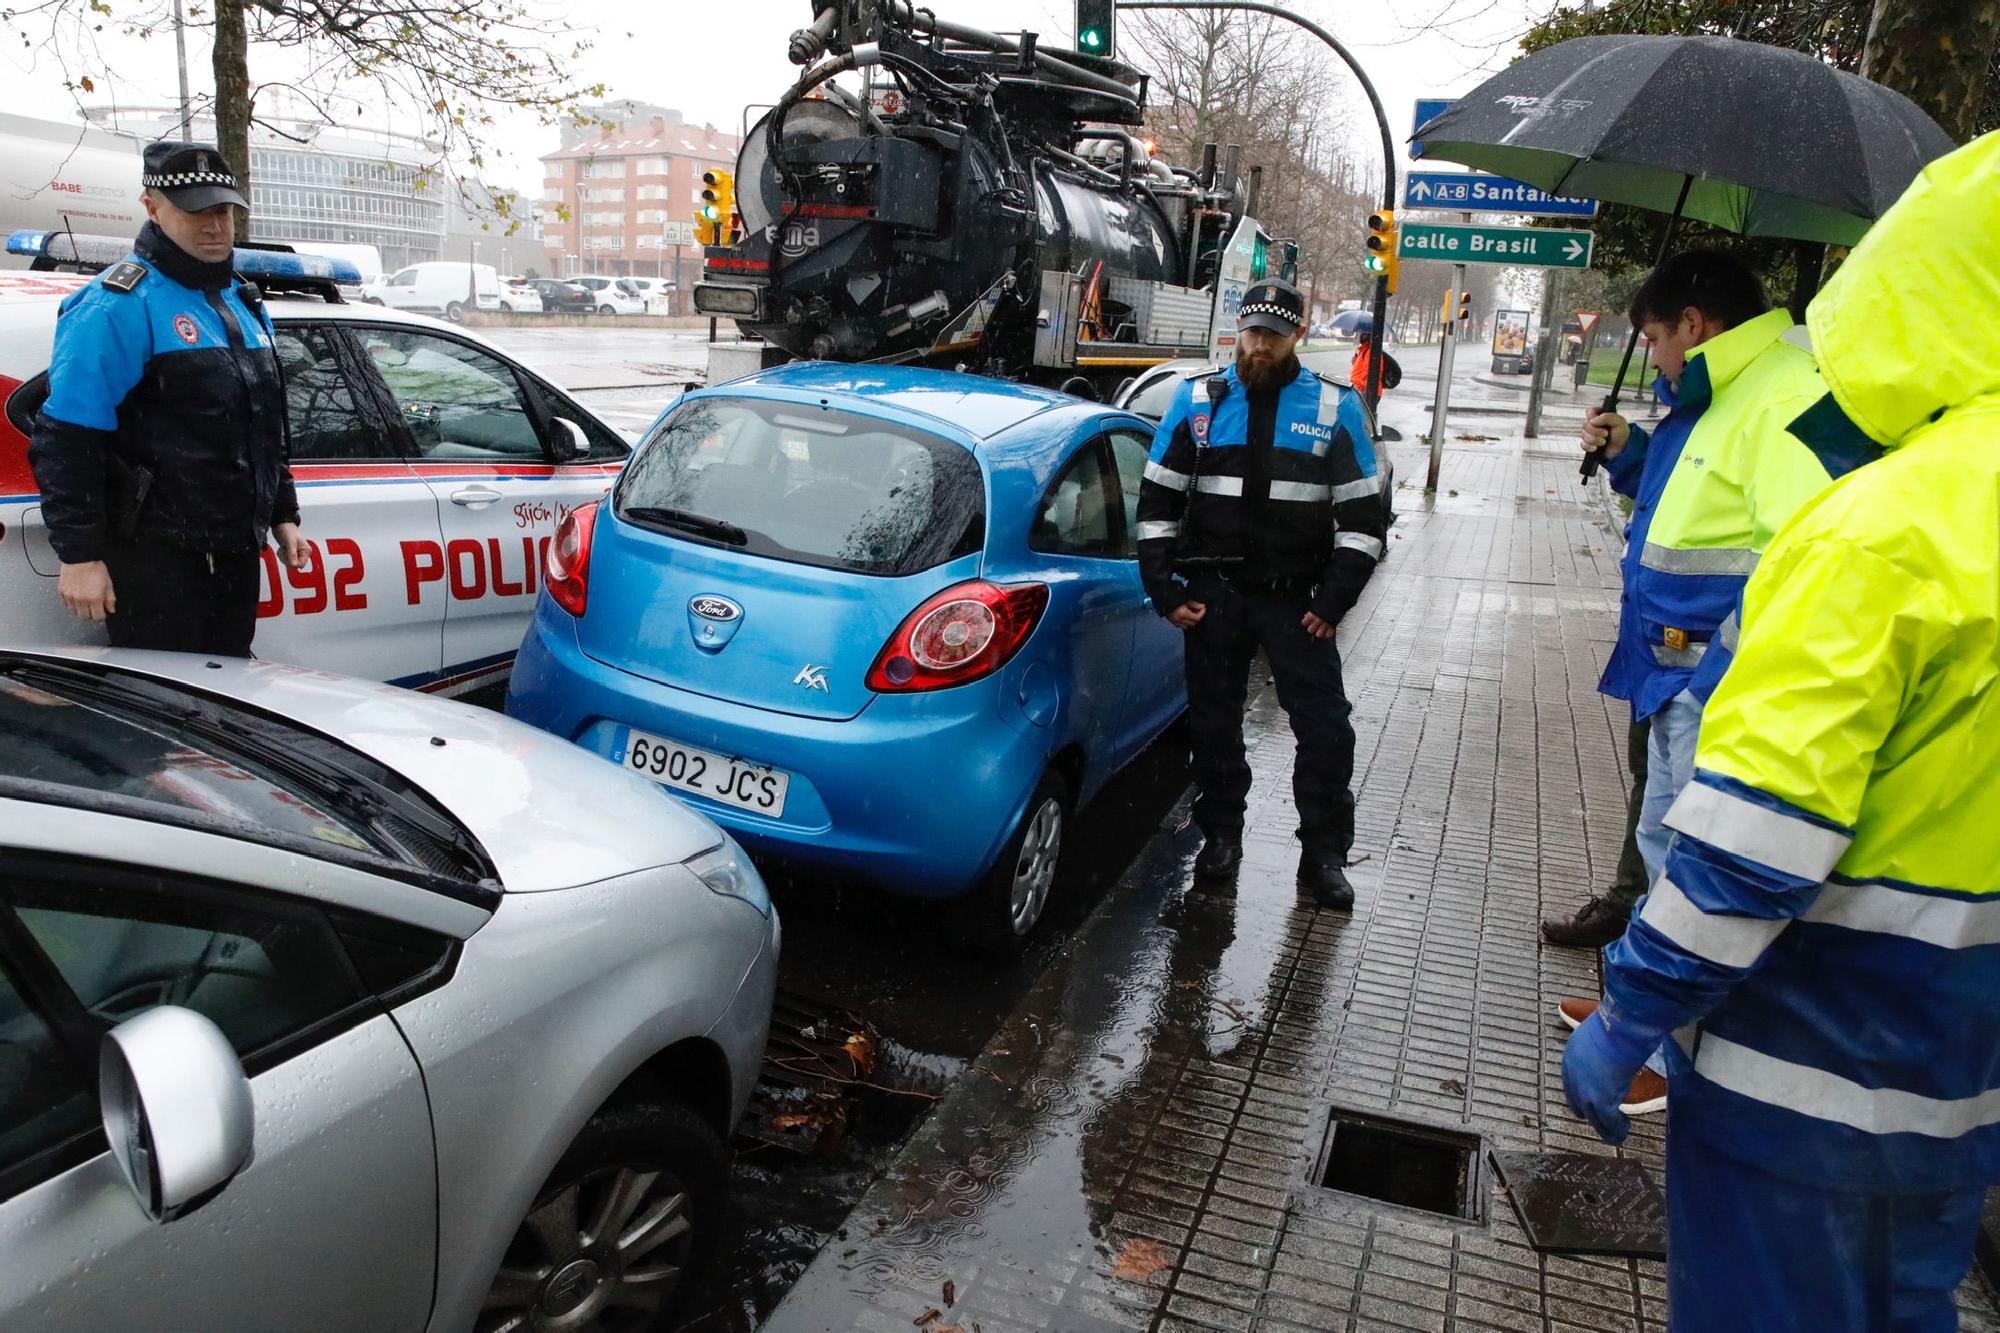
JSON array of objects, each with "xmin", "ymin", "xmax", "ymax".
[
  {"xmin": 142, "ymin": 141, "xmax": 249, "ymax": 213},
  {"xmin": 1236, "ymin": 276, "xmax": 1305, "ymax": 335}
]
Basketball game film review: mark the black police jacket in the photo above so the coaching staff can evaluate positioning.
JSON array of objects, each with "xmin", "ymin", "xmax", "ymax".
[
  {"xmin": 29, "ymin": 221, "xmax": 297, "ymax": 564},
  {"xmin": 1135, "ymin": 359, "xmax": 1387, "ymax": 624}
]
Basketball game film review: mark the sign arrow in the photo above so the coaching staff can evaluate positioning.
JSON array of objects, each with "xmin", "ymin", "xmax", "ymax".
[
  {"xmin": 1563, "ymin": 238, "xmax": 1585, "ymax": 261},
  {"xmin": 1410, "ymin": 179, "xmax": 1432, "ymax": 200}
]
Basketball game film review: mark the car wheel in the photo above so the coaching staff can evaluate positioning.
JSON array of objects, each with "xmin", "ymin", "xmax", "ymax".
[
  {"xmin": 598, "ymin": 303, "xmax": 616, "ymax": 316},
  {"xmin": 479, "ymin": 1100, "xmax": 726, "ymax": 1333},
  {"xmin": 445, "ymin": 300, "xmax": 466, "ymax": 323},
  {"xmin": 959, "ymin": 770, "xmax": 1068, "ymax": 961},
  {"xmin": 499, "ymin": 300, "xmax": 515, "ymax": 314}
]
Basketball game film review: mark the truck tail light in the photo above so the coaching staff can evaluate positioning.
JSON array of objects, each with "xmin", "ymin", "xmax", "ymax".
[
  {"xmin": 545, "ymin": 502, "xmax": 599, "ymax": 617},
  {"xmin": 865, "ymin": 580, "xmax": 1048, "ymax": 693}
]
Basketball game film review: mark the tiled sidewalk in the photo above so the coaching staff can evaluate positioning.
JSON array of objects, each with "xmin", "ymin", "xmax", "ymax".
[{"xmin": 760, "ymin": 435, "xmax": 2000, "ymax": 1332}]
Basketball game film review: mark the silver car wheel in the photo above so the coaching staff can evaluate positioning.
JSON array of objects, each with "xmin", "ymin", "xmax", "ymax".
[
  {"xmin": 1008, "ymin": 795, "xmax": 1063, "ymax": 935},
  {"xmin": 479, "ymin": 1164, "xmax": 694, "ymax": 1332}
]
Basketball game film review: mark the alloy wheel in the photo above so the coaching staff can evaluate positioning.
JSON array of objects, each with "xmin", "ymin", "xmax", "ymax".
[
  {"xmin": 1008, "ymin": 796, "xmax": 1063, "ymax": 936},
  {"xmin": 478, "ymin": 1163, "xmax": 695, "ymax": 1332}
]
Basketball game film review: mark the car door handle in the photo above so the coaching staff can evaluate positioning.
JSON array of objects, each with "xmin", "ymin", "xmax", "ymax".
[{"xmin": 449, "ymin": 486, "xmax": 504, "ymax": 507}]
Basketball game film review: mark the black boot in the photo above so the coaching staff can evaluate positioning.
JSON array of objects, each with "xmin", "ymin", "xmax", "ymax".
[
  {"xmin": 1195, "ymin": 832, "xmax": 1243, "ymax": 879},
  {"xmin": 1540, "ymin": 895, "xmax": 1631, "ymax": 949},
  {"xmin": 1298, "ymin": 850, "xmax": 1354, "ymax": 910}
]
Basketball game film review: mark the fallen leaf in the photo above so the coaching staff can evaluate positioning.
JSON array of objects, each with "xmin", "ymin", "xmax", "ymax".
[
  {"xmin": 1439, "ymin": 1078, "xmax": 1466, "ymax": 1095},
  {"xmin": 769, "ymin": 1111, "xmax": 818, "ymax": 1131},
  {"xmin": 942, "ymin": 1279, "xmax": 956, "ymax": 1307},
  {"xmin": 912, "ymin": 1308, "xmax": 941, "ymax": 1326},
  {"xmin": 844, "ymin": 1030, "xmax": 877, "ymax": 1077},
  {"xmin": 1113, "ymin": 1237, "xmax": 1173, "ymax": 1282}
]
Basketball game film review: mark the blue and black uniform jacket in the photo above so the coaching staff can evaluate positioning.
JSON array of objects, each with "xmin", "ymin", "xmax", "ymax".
[
  {"xmin": 1134, "ymin": 360, "xmax": 1386, "ymax": 624},
  {"xmin": 28, "ymin": 221, "xmax": 297, "ymax": 564}
]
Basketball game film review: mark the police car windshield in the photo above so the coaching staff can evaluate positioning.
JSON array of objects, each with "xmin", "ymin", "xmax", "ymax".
[{"xmin": 616, "ymin": 396, "xmax": 984, "ymax": 577}]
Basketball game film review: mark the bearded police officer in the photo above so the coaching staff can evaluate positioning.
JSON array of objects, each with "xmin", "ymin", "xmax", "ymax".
[
  {"xmin": 28, "ymin": 140, "xmax": 306, "ymax": 656},
  {"xmin": 1136, "ymin": 278, "xmax": 1386, "ymax": 907}
]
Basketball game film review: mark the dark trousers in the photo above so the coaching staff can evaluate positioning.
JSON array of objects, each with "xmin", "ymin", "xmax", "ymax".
[
  {"xmin": 103, "ymin": 541, "xmax": 261, "ymax": 657},
  {"xmin": 1183, "ymin": 579, "xmax": 1356, "ymax": 855},
  {"xmin": 1607, "ymin": 713, "xmax": 1652, "ymax": 912},
  {"xmin": 1664, "ymin": 1103, "xmax": 1983, "ymax": 1332}
]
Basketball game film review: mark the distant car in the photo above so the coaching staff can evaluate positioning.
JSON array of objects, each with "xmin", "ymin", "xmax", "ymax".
[
  {"xmin": 0, "ymin": 645, "xmax": 778, "ymax": 1333},
  {"xmin": 1112, "ymin": 359, "xmax": 1395, "ymax": 524},
  {"xmin": 622, "ymin": 276, "xmax": 677, "ymax": 314},
  {"xmin": 497, "ymin": 277, "xmax": 543, "ymax": 314},
  {"xmin": 360, "ymin": 261, "xmax": 501, "ymax": 323},
  {"xmin": 531, "ymin": 278, "xmax": 594, "ymax": 314},
  {"xmin": 506, "ymin": 363, "xmax": 1189, "ymax": 956},
  {"xmin": 569, "ymin": 276, "xmax": 646, "ymax": 316},
  {"xmin": 1492, "ymin": 338, "xmax": 1538, "ymax": 375}
]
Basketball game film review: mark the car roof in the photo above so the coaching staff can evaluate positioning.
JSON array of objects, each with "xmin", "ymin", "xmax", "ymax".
[{"xmin": 719, "ymin": 362, "xmax": 1085, "ymax": 442}]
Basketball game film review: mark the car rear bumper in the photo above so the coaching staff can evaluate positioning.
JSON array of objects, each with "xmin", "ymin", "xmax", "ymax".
[{"xmin": 506, "ymin": 609, "xmax": 1048, "ymax": 897}]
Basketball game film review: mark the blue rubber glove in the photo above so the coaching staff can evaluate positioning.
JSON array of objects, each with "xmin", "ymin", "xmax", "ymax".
[{"xmin": 1562, "ymin": 1008, "xmax": 1654, "ymax": 1145}]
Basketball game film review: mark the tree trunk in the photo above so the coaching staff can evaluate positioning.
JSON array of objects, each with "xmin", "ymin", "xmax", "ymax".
[
  {"xmin": 1863, "ymin": 0, "xmax": 2000, "ymax": 143},
  {"xmin": 211, "ymin": 0, "xmax": 251, "ymax": 241}
]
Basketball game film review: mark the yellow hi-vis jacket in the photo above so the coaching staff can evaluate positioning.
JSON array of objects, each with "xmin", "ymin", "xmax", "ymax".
[{"xmin": 1603, "ymin": 128, "xmax": 2000, "ymax": 1192}]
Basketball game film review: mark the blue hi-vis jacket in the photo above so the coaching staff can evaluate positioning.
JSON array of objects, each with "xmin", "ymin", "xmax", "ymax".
[
  {"xmin": 1134, "ymin": 360, "xmax": 1384, "ymax": 624},
  {"xmin": 28, "ymin": 222, "xmax": 296, "ymax": 564},
  {"xmin": 1598, "ymin": 310, "xmax": 1831, "ymax": 720}
]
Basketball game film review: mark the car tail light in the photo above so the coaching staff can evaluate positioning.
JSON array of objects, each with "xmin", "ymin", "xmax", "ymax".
[
  {"xmin": 545, "ymin": 502, "xmax": 599, "ymax": 617},
  {"xmin": 866, "ymin": 580, "xmax": 1048, "ymax": 693}
]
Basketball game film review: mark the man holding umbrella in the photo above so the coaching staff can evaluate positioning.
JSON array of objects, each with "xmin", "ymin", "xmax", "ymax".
[{"xmin": 1563, "ymin": 128, "xmax": 2000, "ymax": 1332}]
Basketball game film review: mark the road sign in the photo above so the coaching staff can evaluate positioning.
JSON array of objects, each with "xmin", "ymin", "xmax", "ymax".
[
  {"xmin": 1399, "ymin": 222, "xmax": 1594, "ymax": 269},
  {"xmin": 1405, "ymin": 172, "xmax": 1597, "ymax": 218},
  {"xmin": 1576, "ymin": 310, "xmax": 1602, "ymax": 341},
  {"xmin": 662, "ymin": 220, "xmax": 698, "ymax": 247},
  {"xmin": 1410, "ymin": 99, "xmax": 1453, "ymax": 159}
]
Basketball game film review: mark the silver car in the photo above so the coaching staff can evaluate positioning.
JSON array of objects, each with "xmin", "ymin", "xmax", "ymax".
[{"xmin": 0, "ymin": 647, "xmax": 778, "ymax": 1332}]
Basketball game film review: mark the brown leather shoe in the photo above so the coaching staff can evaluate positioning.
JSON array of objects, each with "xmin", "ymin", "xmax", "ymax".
[
  {"xmin": 1540, "ymin": 895, "xmax": 1631, "ymax": 949},
  {"xmin": 1556, "ymin": 997, "xmax": 1598, "ymax": 1030},
  {"xmin": 1619, "ymin": 1068, "xmax": 1668, "ymax": 1115}
]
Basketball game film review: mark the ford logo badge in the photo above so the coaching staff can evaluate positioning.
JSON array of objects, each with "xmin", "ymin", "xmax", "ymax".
[{"xmin": 689, "ymin": 595, "xmax": 741, "ymax": 623}]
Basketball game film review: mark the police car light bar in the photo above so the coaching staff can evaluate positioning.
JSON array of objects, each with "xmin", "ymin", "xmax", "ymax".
[{"xmin": 6, "ymin": 229, "xmax": 361, "ymax": 289}]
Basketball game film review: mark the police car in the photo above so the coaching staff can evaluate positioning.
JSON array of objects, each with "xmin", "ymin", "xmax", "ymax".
[{"xmin": 0, "ymin": 232, "xmax": 630, "ymax": 696}]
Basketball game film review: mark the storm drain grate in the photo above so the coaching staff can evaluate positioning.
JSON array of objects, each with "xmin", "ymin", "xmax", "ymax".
[{"xmin": 1313, "ymin": 1108, "xmax": 1482, "ymax": 1220}]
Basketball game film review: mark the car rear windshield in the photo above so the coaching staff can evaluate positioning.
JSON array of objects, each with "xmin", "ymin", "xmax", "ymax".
[{"xmin": 616, "ymin": 396, "xmax": 985, "ymax": 577}]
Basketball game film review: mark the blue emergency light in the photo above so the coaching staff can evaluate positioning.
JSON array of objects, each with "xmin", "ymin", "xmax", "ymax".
[{"xmin": 6, "ymin": 229, "xmax": 361, "ymax": 288}]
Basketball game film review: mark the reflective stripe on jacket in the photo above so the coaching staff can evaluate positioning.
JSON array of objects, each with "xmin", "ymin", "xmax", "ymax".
[
  {"xmin": 1601, "ymin": 130, "xmax": 2000, "ymax": 1194},
  {"xmin": 1597, "ymin": 308, "xmax": 1829, "ymax": 720}
]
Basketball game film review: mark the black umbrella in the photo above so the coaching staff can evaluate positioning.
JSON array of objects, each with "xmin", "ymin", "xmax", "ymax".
[{"xmin": 1411, "ymin": 34, "xmax": 1955, "ymax": 473}]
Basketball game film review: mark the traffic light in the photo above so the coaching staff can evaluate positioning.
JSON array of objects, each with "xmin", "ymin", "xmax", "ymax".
[
  {"xmin": 1456, "ymin": 289, "xmax": 1473, "ymax": 328},
  {"xmin": 1364, "ymin": 208, "xmax": 1398, "ymax": 295},
  {"xmin": 699, "ymin": 170, "xmax": 735, "ymax": 244},
  {"xmin": 1076, "ymin": 0, "xmax": 1116, "ymax": 58}
]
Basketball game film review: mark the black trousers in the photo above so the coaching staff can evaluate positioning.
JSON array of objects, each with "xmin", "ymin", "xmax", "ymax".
[
  {"xmin": 103, "ymin": 540, "xmax": 261, "ymax": 657},
  {"xmin": 1607, "ymin": 713, "xmax": 1652, "ymax": 912},
  {"xmin": 1183, "ymin": 577, "xmax": 1356, "ymax": 855}
]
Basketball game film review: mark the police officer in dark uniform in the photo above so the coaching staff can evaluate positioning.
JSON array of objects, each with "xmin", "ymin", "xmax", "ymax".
[
  {"xmin": 29, "ymin": 140, "xmax": 306, "ymax": 656},
  {"xmin": 1136, "ymin": 277, "xmax": 1387, "ymax": 907}
]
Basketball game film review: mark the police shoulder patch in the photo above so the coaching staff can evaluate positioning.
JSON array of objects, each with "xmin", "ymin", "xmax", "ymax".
[{"xmin": 101, "ymin": 261, "xmax": 148, "ymax": 293}]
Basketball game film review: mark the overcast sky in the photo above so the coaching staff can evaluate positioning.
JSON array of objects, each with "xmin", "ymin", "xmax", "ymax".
[{"xmin": 0, "ymin": 0, "xmax": 1552, "ymax": 194}]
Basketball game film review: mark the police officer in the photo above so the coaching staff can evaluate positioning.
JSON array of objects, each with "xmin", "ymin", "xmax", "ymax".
[
  {"xmin": 1136, "ymin": 277, "xmax": 1386, "ymax": 907},
  {"xmin": 29, "ymin": 140, "xmax": 306, "ymax": 656}
]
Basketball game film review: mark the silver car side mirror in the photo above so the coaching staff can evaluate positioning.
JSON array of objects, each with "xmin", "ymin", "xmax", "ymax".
[
  {"xmin": 551, "ymin": 416, "xmax": 591, "ymax": 463},
  {"xmin": 99, "ymin": 1006, "xmax": 255, "ymax": 1223}
]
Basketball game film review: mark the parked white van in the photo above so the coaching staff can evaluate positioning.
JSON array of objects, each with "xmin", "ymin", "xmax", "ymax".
[{"xmin": 361, "ymin": 262, "xmax": 502, "ymax": 322}]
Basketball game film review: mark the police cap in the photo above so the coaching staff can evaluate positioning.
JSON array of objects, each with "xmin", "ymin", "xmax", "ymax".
[
  {"xmin": 1238, "ymin": 277, "xmax": 1305, "ymax": 334},
  {"xmin": 142, "ymin": 141, "xmax": 249, "ymax": 213}
]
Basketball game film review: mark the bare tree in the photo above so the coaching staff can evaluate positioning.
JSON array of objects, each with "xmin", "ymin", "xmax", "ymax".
[{"xmin": 6, "ymin": 0, "xmax": 609, "ymax": 238}]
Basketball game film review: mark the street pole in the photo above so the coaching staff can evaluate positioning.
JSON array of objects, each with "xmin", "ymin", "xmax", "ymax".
[
  {"xmin": 1425, "ymin": 263, "xmax": 1463, "ymax": 491},
  {"xmin": 1524, "ymin": 267, "xmax": 1567, "ymax": 439},
  {"xmin": 1118, "ymin": 1, "xmax": 1397, "ymax": 438},
  {"xmin": 172, "ymin": 0, "xmax": 193, "ymax": 135}
]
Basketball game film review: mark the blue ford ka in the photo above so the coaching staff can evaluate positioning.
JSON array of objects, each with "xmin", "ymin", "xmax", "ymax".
[{"xmin": 506, "ymin": 363, "xmax": 1186, "ymax": 955}]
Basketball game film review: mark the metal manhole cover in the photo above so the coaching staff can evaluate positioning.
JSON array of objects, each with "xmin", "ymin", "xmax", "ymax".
[{"xmin": 1489, "ymin": 1151, "xmax": 1666, "ymax": 1258}]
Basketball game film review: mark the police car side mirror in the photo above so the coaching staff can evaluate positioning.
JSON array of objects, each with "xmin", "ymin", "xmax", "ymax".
[{"xmin": 550, "ymin": 416, "xmax": 591, "ymax": 463}]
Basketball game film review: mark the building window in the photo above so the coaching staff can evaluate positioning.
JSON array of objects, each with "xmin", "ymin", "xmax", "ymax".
[
  {"xmin": 636, "ymin": 185, "xmax": 669, "ymax": 201},
  {"xmin": 635, "ymin": 209, "xmax": 667, "ymax": 223},
  {"xmin": 637, "ymin": 235, "xmax": 664, "ymax": 250},
  {"xmin": 584, "ymin": 211, "xmax": 624, "ymax": 228},
  {"xmin": 581, "ymin": 160, "xmax": 626, "ymax": 179},
  {"xmin": 579, "ymin": 187, "xmax": 625, "ymax": 203},
  {"xmin": 633, "ymin": 157, "xmax": 670, "ymax": 176}
]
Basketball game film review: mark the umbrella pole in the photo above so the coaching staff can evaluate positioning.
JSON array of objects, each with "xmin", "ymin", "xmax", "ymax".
[{"xmin": 1581, "ymin": 173, "xmax": 1693, "ymax": 482}]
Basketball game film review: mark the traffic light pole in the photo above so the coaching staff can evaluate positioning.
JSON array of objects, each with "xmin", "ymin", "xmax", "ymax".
[
  {"xmin": 1426, "ymin": 262, "xmax": 1464, "ymax": 492},
  {"xmin": 1117, "ymin": 1, "xmax": 1396, "ymax": 439}
]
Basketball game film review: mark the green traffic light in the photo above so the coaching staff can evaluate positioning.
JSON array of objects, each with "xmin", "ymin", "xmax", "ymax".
[{"xmin": 1080, "ymin": 28, "xmax": 1103, "ymax": 49}]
